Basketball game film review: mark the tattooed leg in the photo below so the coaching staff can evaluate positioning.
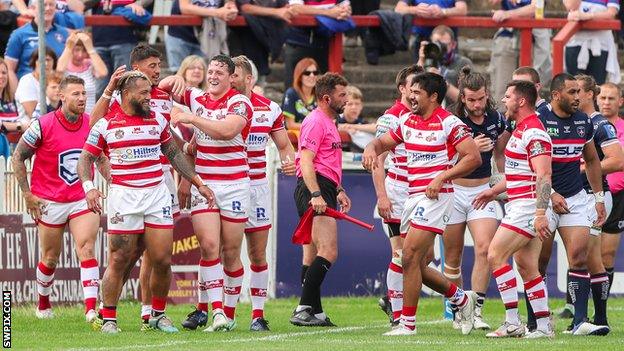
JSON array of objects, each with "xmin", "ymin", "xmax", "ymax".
[{"xmin": 101, "ymin": 234, "xmax": 141, "ymax": 306}]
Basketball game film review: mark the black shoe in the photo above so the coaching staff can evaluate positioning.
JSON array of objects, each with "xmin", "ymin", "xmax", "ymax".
[
  {"xmin": 318, "ymin": 316, "xmax": 337, "ymax": 327},
  {"xmin": 289, "ymin": 307, "xmax": 326, "ymax": 327},
  {"xmin": 378, "ymin": 296, "xmax": 393, "ymax": 322},
  {"xmin": 181, "ymin": 309, "xmax": 208, "ymax": 330},
  {"xmin": 250, "ymin": 317, "xmax": 270, "ymax": 331}
]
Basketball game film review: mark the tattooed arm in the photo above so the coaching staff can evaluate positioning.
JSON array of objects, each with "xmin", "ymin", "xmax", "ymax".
[
  {"xmin": 78, "ymin": 149, "xmax": 106, "ymax": 214},
  {"xmin": 530, "ymin": 154, "xmax": 552, "ymax": 240},
  {"xmin": 95, "ymin": 155, "xmax": 111, "ymax": 182},
  {"xmin": 12, "ymin": 139, "xmax": 43, "ymax": 220}
]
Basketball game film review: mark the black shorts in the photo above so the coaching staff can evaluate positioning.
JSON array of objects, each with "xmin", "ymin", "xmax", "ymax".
[
  {"xmin": 603, "ymin": 190, "xmax": 624, "ymax": 234},
  {"xmin": 294, "ymin": 174, "xmax": 338, "ymax": 217}
]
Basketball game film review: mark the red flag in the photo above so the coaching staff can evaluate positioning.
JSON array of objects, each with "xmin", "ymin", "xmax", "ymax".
[{"xmin": 291, "ymin": 207, "xmax": 375, "ymax": 245}]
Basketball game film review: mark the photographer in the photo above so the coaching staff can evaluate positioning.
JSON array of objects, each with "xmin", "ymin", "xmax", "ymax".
[{"xmin": 416, "ymin": 25, "xmax": 471, "ymax": 102}]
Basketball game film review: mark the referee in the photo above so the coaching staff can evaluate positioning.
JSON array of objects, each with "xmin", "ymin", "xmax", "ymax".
[{"xmin": 290, "ymin": 73, "xmax": 352, "ymax": 327}]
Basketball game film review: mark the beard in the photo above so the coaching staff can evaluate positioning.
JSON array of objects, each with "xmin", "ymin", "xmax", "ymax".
[
  {"xmin": 131, "ymin": 99, "xmax": 151, "ymax": 117},
  {"xmin": 330, "ymin": 101, "xmax": 345, "ymax": 115},
  {"xmin": 466, "ymin": 106, "xmax": 485, "ymax": 118},
  {"xmin": 560, "ymin": 99, "xmax": 578, "ymax": 114}
]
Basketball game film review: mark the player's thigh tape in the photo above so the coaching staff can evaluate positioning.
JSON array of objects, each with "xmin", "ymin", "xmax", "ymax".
[{"xmin": 443, "ymin": 263, "xmax": 462, "ymax": 279}]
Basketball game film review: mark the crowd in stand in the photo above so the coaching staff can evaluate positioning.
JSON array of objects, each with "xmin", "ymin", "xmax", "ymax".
[{"xmin": 0, "ymin": 0, "xmax": 623, "ymax": 156}]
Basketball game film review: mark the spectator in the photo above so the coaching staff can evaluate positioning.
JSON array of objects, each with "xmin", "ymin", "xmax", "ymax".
[
  {"xmin": 0, "ymin": 1, "xmax": 18, "ymax": 56},
  {"xmin": 173, "ymin": 55, "xmax": 208, "ymax": 141},
  {"xmin": 56, "ymin": 31, "xmax": 108, "ymax": 113},
  {"xmin": 0, "ymin": 57, "xmax": 19, "ymax": 157},
  {"xmin": 12, "ymin": 0, "xmax": 85, "ymax": 29},
  {"xmin": 564, "ymin": 0, "xmax": 620, "ymax": 85},
  {"xmin": 15, "ymin": 48, "xmax": 57, "ymax": 123},
  {"xmin": 87, "ymin": 0, "xmax": 147, "ymax": 98},
  {"xmin": 232, "ymin": 0, "xmax": 293, "ymax": 85},
  {"xmin": 488, "ymin": 0, "xmax": 551, "ymax": 107},
  {"xmin": 394, "ymin": 0, "xmax": 467, "ymax": 59},
  {"xmin": 338, "ymin": 85, "xmax": 375, "ymax": 152},
  {"xmin": 283, "ymin": 0, "xmax": 351, "ymax": 89},
  {"xmin": 166, "ymin": 0, "xmax": 237, "ymax": 72},
  {"xmin": 282, "ymin": 57, "xmax": 318, "ymax": 131},
  {"xmin": 36, "ymin": 70, "xmax": 62, "ymax": 117},
  {"xmin": 4, "ymin": 0, "xmax": 68, "ymax": 82}
]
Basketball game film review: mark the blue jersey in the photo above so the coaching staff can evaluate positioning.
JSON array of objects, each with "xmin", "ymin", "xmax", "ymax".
[
  {"xmin": 502, "ymin": 0, "xmax": 531, "ymax": 10},
  {"xmin": 460, "ymin": 109, "xmax": 507, "ymax": 179},
  {"xmin": 582, "ymin": 112, "xmax": 619, "ymax": 192},
  {"xmin": 537, "ymin": 103, "xmax": 594, "ymax": 197},
  {"xmin": 401, "ymin": 0, "xmax": 459, "ymax": 36}
]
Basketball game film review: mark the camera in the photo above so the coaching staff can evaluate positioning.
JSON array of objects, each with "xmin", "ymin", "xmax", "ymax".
[{"xmin": 422, "ymin": 41, "xmax": 447, "ymax": 70}]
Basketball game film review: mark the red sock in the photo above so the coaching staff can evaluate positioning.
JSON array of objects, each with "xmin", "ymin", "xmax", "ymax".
[
  {"xmin": 152, "ymin": 296, "xmax": 167, "ymax": 317},
  {"xmin": 197, "ymin": 303, "xmax": 209, "ymax": 313}
]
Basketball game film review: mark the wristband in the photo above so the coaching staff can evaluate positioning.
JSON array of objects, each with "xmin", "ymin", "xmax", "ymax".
[
  {"xmin": 311, "ymin": 191, "xmax": 322, "ymax": 198},
  {"xmin": 82, "ymin": 181, "xmax": 96, "ymax": 194},
  {"xmin": 550, "ymin": 188, "xmax": 556, "ymax": 195},
  {"xmin": 594, "ymin": 191, "xmax": 605, "ymax": 203}
]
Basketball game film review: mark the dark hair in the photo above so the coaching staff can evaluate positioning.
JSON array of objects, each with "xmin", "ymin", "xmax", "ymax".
[
  {"xmin": 130, "ymin": 43, "xmax": 161, "ymax": 65},
  {"xmin": 576, "ymin": 74, "xmax": 600, "ymax": 100},
  {"xmin": 512, "ymin": 66, "xmax": 540, "ymax": 84},
  {"xmin": 411, "ymin": 72, "xmax": 447, "ymax": 104},
  {"xmin": 232, "ymin": 55, "xmax": 253, "ymax": 76},
  {"xmin": 210, "ymin": 54, "xmax": 235, "ymax": 75},
  {"xmin": 452, "ymin": 66, "xmax": 495, "ymax": 118},
  {"xmin": 314, "ymin": 73, "xmax": 349, "ymax": 100},
  {"xmin": 117, "ymin": 71, "xmax": 151, "ymax": 92},
  {"xmin": 59, "ymin": 75, "xmax": 84, "ymax": 91},
  {"xmin": 29, "ymin": 47, "xmax": 57, "ymax": 70},
  {"xmin": 506, "ymin": 80, "xmax": 537, "ymax": 107},
  {"xmin": 550, "ymin": 72, "xmax": 576, "ymax": 93},
  {"xmin": 395, "ymin": 64, "xmax": 424, "ymax": 91}
]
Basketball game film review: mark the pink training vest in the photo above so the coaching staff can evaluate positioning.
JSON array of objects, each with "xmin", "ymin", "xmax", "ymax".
[{"xmin": 30, "ymin": 110, "xmax": 91, "ymax": 203}]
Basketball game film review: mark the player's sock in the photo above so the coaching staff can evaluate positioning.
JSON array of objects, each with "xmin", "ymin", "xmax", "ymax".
[
  {"xmin": 525, "ymin": 293, "xmax": 536, "ymax": 329},
  {"xmin": 151, "ymin": 297, "xmax": 167, "ymax": 318},
  {"xmin": 569, "ymin": 269, "xmax": 591, "ymax": 326},
  {"xmin": 250, "ymin": 264, "xmax": 268, "ymax": 320},
  {"xmin": 524, "ymin": 276, "xmax": 550, "ymax": 331},
  {"xmin": 299, "ymin": 256, "xmax": 332, "ymax": 315},
  {"xmin": 200, "ymin": 258, "xmax": 224, "ymax": 312},
  {"xmin": 564, "ymin": 272, "xmax": 573, "ymax": 311},
  {"xmin": 197, "ymin": 259, "xmax": 212, "ymax": 313},
  {"xmin": 444, "ymin": 284, "xmax": 468, "ymax": 308},
  {"xmin": 493, "ymin": 265, "xmax": 520, "ymax": 325},
  {"xmin": 475, "ymin": 292, "xmax": 486, "ymax": 311},
  {"xmin": 141, "ymin": 304, "xmax": 152, "ymax": 323},
  {"xmin": 590, "ymin": 272, "xmax": 610, "ymax": 325},
  {"xmin": 80, "ymin": 259, "xmax": 99, "ymax": 313},
  {"xmin": 400, "ymin": 306, "xmax": 417, "ymax": 330},
  {"xmin": 301, "ymin": 265, "xmax": 309, "ymax": 286},
  {"xmin": 223, "ymin": 267, "xmax": 244, "ymax": 320},
  {"xmin": 36, "ymin": 262, "xmax": 55, "ymax": 311},
  {"xmin": 606, "ymin": 267, "xmax": 614, "ymax": 295},
  {"xmin": 387, "ymin": 260, "xmax": 403, "ymax": 321},
  {"xmin": 101, "ymin": 306, "xmax": 117, "ymax": 324}
]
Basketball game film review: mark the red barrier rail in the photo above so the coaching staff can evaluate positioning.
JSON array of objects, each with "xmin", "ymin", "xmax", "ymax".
[{"xmin": 19, "ymin": 15, "xmax": 621, "ymax": 75}]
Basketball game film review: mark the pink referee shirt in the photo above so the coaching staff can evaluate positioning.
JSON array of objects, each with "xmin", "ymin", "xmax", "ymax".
[
  {"xmin": 606, "ymin": 117, "xmax": 624, "ymax": 193},
  {"xmin": 295, "ymin": 108, "xmax": 343, "ymax": 186}
]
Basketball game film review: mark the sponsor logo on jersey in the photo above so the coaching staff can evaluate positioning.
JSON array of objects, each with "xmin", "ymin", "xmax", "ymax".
[
  {"xmin": 149, "ymin": 127, "xmax": 159, "ymax": 136},
  {"xmin": 132, "ymin": 127, "xmax": 143, "ymax": 134},
  {"xmin": 195, "ymin": 107, "xmax": 204, "ymax": 117},
  {"xmin": 248, "ymin": 134, "xmax": 268, "ymax": 145},
  {"xmin": 115, "ymin": 130, "xmax": 124, "ymax": 139},
  {"xmin": 410, "ymin": 153, "xmax": 437, "ymax": 162},
  {"xmin": 405, "ymin": 129, "xmax": 412, "ymax": 139},
  {"xmin": 110, "ymin": 212, "xmax": 124, "ymax": 224},
  {"xmin": 120, "ymin": 146, "xmax": 160, "ymax": 160},
  {"xmin": 425, "ymin": 133, "xmax": 437, "ymax": 142},
  {"xmin": 255, "ymin": 114, "xmax": 269, "ymax": 123},
  {"xmin": 547, "ymin": 127, "xmax": 559, "ymax": 136},
  {"xmin": 529, "ymin": 141, "xmax": 546, "ymax": 156},
  {"xmin": 58, "ymin": 149, "xmax": 81, "ymax": 185},
  {"xmin": 232, "ymin": 102, "xmax": 249, "ymax": 118},
  {"xmin": 577, "ymin": 126, "xmax": 585, "ymax": 137}
]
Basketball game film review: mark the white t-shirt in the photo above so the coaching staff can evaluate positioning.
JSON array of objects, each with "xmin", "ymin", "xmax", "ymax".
[{"xmin": 15, "ymin": 73, "xmax": 39, "ymax": 121}]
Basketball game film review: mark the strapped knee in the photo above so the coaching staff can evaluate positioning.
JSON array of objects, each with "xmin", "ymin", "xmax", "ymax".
[{"xmin": 443, "ymin": 263, "xmax": 462, "ymax": 279}]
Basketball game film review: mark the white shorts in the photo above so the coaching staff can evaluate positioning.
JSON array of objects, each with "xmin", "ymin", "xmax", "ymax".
[
  {"xmin": 245, "ymin": 183, "xmax": 272, "ymax": 233},
  {"xmin": 586, "ymin": 190, "xmax": 613, "ymax": 236},
  {"xmin": 501, "ymin": 199, "xmax": 556, "ymax": 239},
  {"xmin": 551, "ymin": 190, "xmax": 593, "ymax": 229},
  {"xmin": 190, "ymin": 180, "xmax": 250, "ymax": 223},
  {"xmin": 447, "ymin": 183, "xmax": 500, "ymax": 225},
  {"xmin": 163, "ymin": 168, "xmax": 180, "ymax": 218},
  {"xmin": 38, "ymin": 199, "xmax": 91, "ymax": 228},
  {"xmin": 402, "ymin": 192, "xmax": 454, "ymax": 235},
  {"xmin": 383, "ymin": 177, "xmax": 409, "ymax": 229},
  {"xmin": 107, "ymin": 182, "xmax": 174, "ymax": 235}
]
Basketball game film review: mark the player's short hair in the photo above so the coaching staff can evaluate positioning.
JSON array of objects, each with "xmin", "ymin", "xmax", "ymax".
[
  {"xmin": 59, "ymin": 75, "xmax": 85, "ymax": 91},
  {"xmin": 117, "ymin": 70, "xmax": 151, "ymax": 92},
  {"xmin": 512, "ymin": 66, "xmax": 541, "ymax": 84},
  {"xmin": 29, "ymin": 46, "xmax": 57, "ymax": 70},
  {"xmin": 231, "ymin": 55, "xmax": 253, "ymax": 76},
  {"xmin": 210, "ymin": 54, "xmax": 235, "ymax": 75},
  {"xmin": 431, "ymin": 25, "xmax": 455, "ymax": 41},
  {"xmin": 395, "ymin": 64, "xmax": 424, "ymax": 91},
  {"xmin": 600, "ymin": 82, "xmax": 623, "ymax": 97},
  {"xmin": 411, "ymin": 72, "xmax": 447, "ymax": 104},
  {"xmin": 506, "ymin": 80, "xmax": 537, "ymax": 107},
  {"xmin": 550, "ymin": 72, "xmax": 576, "ymax": 93},
  {"xmin": 346, "ymin": 85, "xmax": 363, "ymax": 101},
  {"xmin": 575, "ymin": 74, "xmax": 600, "ymax": 99},
  {"xmin": 130, "ymin": 43, "xmax": 161, "ymax": 65},
  {"xmin": 314, "ymin": 73, "xmax": 349, "ymax": 100}
]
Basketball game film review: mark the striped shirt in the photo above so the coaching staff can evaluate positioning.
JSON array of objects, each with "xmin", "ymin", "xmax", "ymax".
[
  {"xmin": 389, "ymin": 106, "xmax": 471, "ymax": 196},
  {"xmin": 504, "ymin": 114, "xmax": 552, "ymax": 201},
  {"xmin": 376, "ymin": 100, "xmax": 410, "ymax": 185},
  {"xmin": 84, "ymin": 110, "xmax": 172, "ymax": 188},
  {"xmin": 247, "ymin": 93, "xmax": 285, "ymax": 185},
  {"xmin": 181, "ymin": 87, "xmax": 253, "ymax": 182}
]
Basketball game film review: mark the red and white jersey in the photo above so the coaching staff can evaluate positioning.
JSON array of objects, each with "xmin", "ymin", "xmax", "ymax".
[
  {"xmin": 181, "ymin": 87, "xmax": 253, "ymax": 182},
  {"xmin": 376, "ymin": 100, "xmax": 410, "ymax": 184},
  {"xmin": 83, "ymin": 109, "xmax": 172, "ymax": 188},
  {"xmin": 389, "ymin": 107, "xmax": 471, "ymax": 196},
  {"xmin": 504, "ymin": 114, "xmax": 552, "ymax": 201},
  {"xmin": 247, "ymin": 93, "xmax": 285, "ymax": 185},
  {"xmin": 22, "ymin": 109, "xmax": 92, "ymax": 203}
]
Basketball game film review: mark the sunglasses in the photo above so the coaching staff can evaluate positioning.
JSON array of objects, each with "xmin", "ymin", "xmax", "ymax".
[{"xmin": 302, "ymin": 70, "xmax": 319, "ymax": 77}]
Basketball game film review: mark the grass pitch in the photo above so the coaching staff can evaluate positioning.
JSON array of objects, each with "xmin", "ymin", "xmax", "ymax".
[{"xmin": 8, "ymin": 297, "xmax": 624, "ymax": 350}]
